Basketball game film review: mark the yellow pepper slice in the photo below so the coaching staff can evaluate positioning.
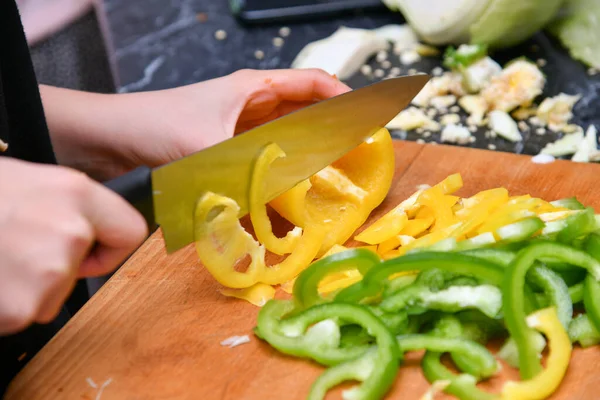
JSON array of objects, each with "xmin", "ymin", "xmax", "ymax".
[
  {"xmin": 432, "ymin": 172, "xmax": 463, "ymax": 194},
  {"xmin": 419, "ymin": 188, "xmax": 459, "ymax": 232},
  {"xmin": 220, "ymin": 283, "xmax": 276, "ymax": 307},
  {"xmin": 400, "ymin": 218, "xmax": 434, "ymax": 237},
  {"xmin": 354, "ymin": 186, "xmax": 428, "ymax": 245},
  {"xmin": 270, "ymin": 128, "xmax": 395, "ymax": 256},
  {"xmin": 354, "ymin": 210, "xmax": 408, "ymax": 245},
  {"xmin": 194, "ymin": 192, "xmax": 264, "ymax": 288},
  {"xmin": 249, "ymin": 142, "xmax": 303, "ymax": 255},
  {"xmin": 501, "ymin": 307, "xmax": 572, "ymax": 400},
  {"xmin": 194, "ymin": 143, "xmax": 325, "ymax": 289}
]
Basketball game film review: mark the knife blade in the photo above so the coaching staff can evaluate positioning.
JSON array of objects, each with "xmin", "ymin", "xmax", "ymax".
[{"xmin": 103, "ymin": 74, "xmax": 430, "ymax": 254}]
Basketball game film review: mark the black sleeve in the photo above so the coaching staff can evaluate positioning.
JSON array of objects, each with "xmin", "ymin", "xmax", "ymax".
[
  {"xmin": 0, "ymin": 0, "xmax": 57, "ymax": 164},
  {"xmin": 0, "ymin": 1, "xmax": 91, "ymax": 397}
]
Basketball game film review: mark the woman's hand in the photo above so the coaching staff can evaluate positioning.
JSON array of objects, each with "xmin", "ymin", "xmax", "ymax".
[
  {"xmin": 0, "ymin": 158, "xmax": 147, "ymax": 334},
  {"xmin": 41, "ymin": 68, "xmax": 351, "ymax": 181}
]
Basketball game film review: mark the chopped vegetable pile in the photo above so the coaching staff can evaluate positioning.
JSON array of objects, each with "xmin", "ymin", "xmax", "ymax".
[
  {"xmin": 291, "ymin": 22, "xmax": 599, "ymax": 164},
  {"xmin": 253, "ymin": 174, "xmax": 600, "ymax": 399},
  {"xmin": 193, "ymin": 128, "xmax": 600, "ymax": 399}
]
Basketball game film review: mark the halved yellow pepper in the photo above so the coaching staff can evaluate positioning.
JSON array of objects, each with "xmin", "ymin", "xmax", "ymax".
[
  {"xmin": 270, "ymin": 128, "xmax": 395, "ymax": 256},
  {"xmin": 501, "ymin": 307, "xmax": 571, "ymax": 400}
]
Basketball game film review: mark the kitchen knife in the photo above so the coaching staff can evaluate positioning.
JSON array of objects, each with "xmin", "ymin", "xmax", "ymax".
[{"xmin": 103, "ymin": 74, "xmax": 430, "ymax": 254}]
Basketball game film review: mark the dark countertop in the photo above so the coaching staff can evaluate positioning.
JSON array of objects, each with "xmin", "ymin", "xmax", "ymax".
[
  {"xmin": 96, "ymin": 0, "xmax": 400, "ymax": 92},
  {"xmin": 96, "ymin": 0, "xmax": 600, "ymax": 156}
]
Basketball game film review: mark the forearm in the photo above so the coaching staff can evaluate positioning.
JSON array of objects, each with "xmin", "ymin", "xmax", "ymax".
[{"xmin": 38, "ymin": 85, "xmax": 159, "ymax": 180}]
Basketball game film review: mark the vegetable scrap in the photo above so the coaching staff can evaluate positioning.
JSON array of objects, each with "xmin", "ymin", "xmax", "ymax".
[
  {"xmin": 250, "ymin": 172, "xmax": 600, "ymax": 400},
  {"xmin": 220, "ymin": 335, "xmax": 251, "ymax": 348},
  {"xmin": 290, "ymin": 21, "xmax": 598, "ymax": 163}
]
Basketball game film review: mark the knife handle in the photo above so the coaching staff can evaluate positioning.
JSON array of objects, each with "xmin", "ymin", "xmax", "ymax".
[{"xmin": 102, "ymin": 166, "xmax": 157, "ymax": 233}]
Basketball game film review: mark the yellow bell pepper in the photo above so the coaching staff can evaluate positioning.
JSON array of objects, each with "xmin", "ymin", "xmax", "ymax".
[
  {"xmin": 354, "ymin": 187, "xmax": 425, "ymax": 246},
  {"xmin": 354, "ymin": 211, "xmax": 408, "ymax": 245},
  {"xmin": 249, "ymin": 142, "xmax": 303, "ymax": 256},
  {"xmin": 270, "ymin": 128, "xmax": 395, "ymax": 256},
  {"xmin": 220, "ymin": 283, "xmax": 276, "ymax": 307},
  {"xmin": 501, "ymin": 307, "xmax": 572, "ymax": 400},
  {"xmin": 194, "ymin": 143, "xmax": 325, "ymax": 289},
  {"xmin": 400, "ymin": 217, "xmax": 434, "ymax": 237},
  {"xmin": 454, "ymin": 188, "xmax": 509, "ymax": 238}
]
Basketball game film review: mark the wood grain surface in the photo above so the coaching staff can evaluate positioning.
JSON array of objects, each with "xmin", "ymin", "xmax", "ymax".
[{"xmin": 6, "ymin": 141, "xmax": 600, "ymax": 400}]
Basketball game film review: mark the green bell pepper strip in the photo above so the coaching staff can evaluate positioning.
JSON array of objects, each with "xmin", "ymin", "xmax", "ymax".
[
  {"xmin": 368, "ymin": 306, "xmax": 409, "ymax": 335},
  {"xmin": 528, "ymin": 265, "xmax": 572, "ymax": 329},
  {"xmin": 428, "ymin": 313, "xmax": 463, "ymax": 339},
  {"xmin": 497, "ymin": 333, "xmax": 546, "ymax": 369},
  {"xmin": 396, "ymin": 334, "xmax": 499, "ymax": 380},
  {"xmin": 336, "ymin": 252, "xmax": 507, "ymax": 304},
  {"xmin": 550, "ymin": 196, "xmax": 585, "ymax": 210},
  {"xmin": 463, "ymin": 248, "xmax": 573, "ymax": 322},
  {"xmin": 568, "ymin": 314, "xmax": 600, "ymax": 347},
  {"xmin": 549, "ymin": 266, "xmax": 587, "ymax": 286},
  {"xmin": 383, "ymin": 274, "xmax": 418, "ymax": 297},
  {"xmin": 583, "ymin": 233, "xmax": 600, "ymax": 332},
  {"xmin": 380, "ymin": 283, "xmax": 503, "ymax": 319},
  {"xmin": 535, "ymin": 282, "xmax": 582, "ymax": 308},
  {"xmin": 557, "ymin": 207, "xmax": 596, "ymax": 244},
  {"xmin": 460, "ymin": 248, "xmax": 516, "ymax": 267},
  {"xmin": 339, "ymin": 324, "xmax": 373, "ymax": 348},
  {"xmin": 496, "ymin": 217, "xmax": 545, "ymax": 243},
  {"xmin": 444, "ymin": 276, "xmax": 480, "ymax": 287},
  {"xmin": 502, "ymin": 241, "xmax": 600, "ymax": 380},
  {"xmin": 426, "ymin": 314, "xmax": 494, "ymax": 380},
  {"xmin": 254, "ymin": 299, "xmax": 369, "ymax": 366},
  {"xmin": 569, "ymin": 282, "xmax": 584, "ymax": 304},
  {"xmin": 583, "ymin": 275, "xmax": 600, "ymax": 332},
  {"xmin": 421, "ymin": 351, "xmax": 499, "ymax": 400},
  {"xmin": 456, "ymin": 310, "xmax": 506, "ymax": 342},
  {"xmin": 274, "ymin": 302, "xmax": 401, "ymax": 400},
  {"xmin": 292, "ymin": 248, "xmax": 380, "ymax": 309},
  {"xmin": 308, "ymin": 350, "xmax": 379, "ymax": 400}
]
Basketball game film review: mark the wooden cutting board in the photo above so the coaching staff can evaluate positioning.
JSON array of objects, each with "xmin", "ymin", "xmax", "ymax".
[{"xmin": 6, "ymin": 141, "xmax": 600, "ymax": 400}]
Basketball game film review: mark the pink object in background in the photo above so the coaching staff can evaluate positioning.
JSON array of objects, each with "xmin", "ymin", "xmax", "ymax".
[{"xmin": 16, "ymin": 0, "xmax": 93, "ymax": 46}]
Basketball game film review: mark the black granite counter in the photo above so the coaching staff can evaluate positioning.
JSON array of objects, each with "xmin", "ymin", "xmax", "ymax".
[{"xmin": 96, "ymin": 0, "xmax": 600, "ymax": 156}]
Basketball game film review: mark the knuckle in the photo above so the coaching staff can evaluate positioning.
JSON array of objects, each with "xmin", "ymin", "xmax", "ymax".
[
  {"xmin": 40, "ymin": 263, "xmax": 70, "ymax": 286},
  {"xmin": 55, "ymin": 169, "xmax": 91, "ymax": 200}
]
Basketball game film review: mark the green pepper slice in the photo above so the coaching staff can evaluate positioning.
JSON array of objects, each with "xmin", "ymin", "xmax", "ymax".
[
  {"xmin": 254, "ymin": 299, "xmax": 369, "ymax": 366},
  {"xmin": 292, "ymin": 248, "xmax": 380, "ymax": 309},
  {"xmin": 278, "ymin": 302, "xmax": 401, "ymax": 400},
  {"xmin": 421, "ymin": 351, "xmax": 499, "ymax": 400},
  {"xmin": 335, "ymin": 252, "xmax": 506, "ymax": 304},
  {"xmin": 502, "ymin": 241, "xmax": 600, "ymax": 380}
]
